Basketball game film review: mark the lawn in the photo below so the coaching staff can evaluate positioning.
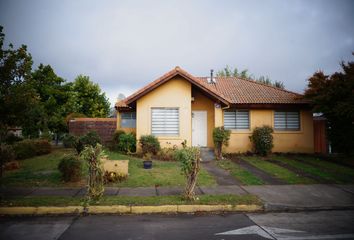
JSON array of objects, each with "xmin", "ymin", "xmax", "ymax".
[
  {"xmin": 0, "ymin": 194, "xmax": 261, "ymax": 207},
  {"xmin": 272, "ymin": 155, "xmax": 354, "ymax": 184},
  {"xmin": 216, "ymin": 159, "xmax": 264, "ymax": 185},
  {"xmin": 2, "ymin": 147, "xmax": 216, "ymax": 188},
  {"xmin": 241, "ymin": 156, "xmax": 315, "ymax": 184},
  {"xmin": 106, "ymin": 151, "xmax": 216, "ymax": 187}
]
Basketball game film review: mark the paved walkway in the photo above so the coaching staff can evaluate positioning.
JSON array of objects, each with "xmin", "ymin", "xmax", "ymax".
[{"xmin": 201, "ymin": 161, "xmax": 241, "ymax": 185}]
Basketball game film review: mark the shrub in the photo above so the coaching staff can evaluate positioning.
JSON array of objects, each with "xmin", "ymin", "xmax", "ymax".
[
  {"xmin": 157, "ymin": 148, "xmax": 176, "ymax": 161},
  {"xmin": 104, "ymin": 171, "xmax": 127, "ymax": 183},
  {"xmin": 62, "ymin": 134, "xmax": 77, "ymax": 148},
  {"xmin": 249, "ymin": 125, "xmax": 274, "ymax": 156},
  {"xmin": 0, "ymin": 144, "xmax": 16, "ymax": 163},
  {"xmin": 118, "ymin": 133, "xmax": 136, "ymax": 153},
  {"xmin": 4, "ymin": 133, "xmax": 23, "ymax": 144},
  {"xmin": 112, "ymin": 130, "xmax": 125, "ymax": 145},
  {"xmin": 139, "ymin": 135, "xmax": 160, "ymax": 155},
  {"xmin": 33, "ymin": 139, "xmax": 52, "ymax": 155},
  {"xmin": 80, "ymin": 144, "xmax": 105, "ymax": 202},
  {"xmin": 81, "ymin": 131, "xmax": 101, "ymax": 146},
  {"xmin": 40, "ymin": 131, "xmax": 52, "ymax": 141},
  {"xmin": 58, "ymin": 154, "xmax": 82, "ymax": 182},
  {"xmin": 213, "ymin": 127, "xmax": 231, "ymax": 160},
  {"xmin": 174, "ymin": 147, "xmax": 201, "ymax": 200},
  {"xmin": 13, "ymin": 139, "xmax": 37, "ymax": 159},
  {"xmin": 72, "ymin": 131, "xmax": 102, "ymax": 154}
]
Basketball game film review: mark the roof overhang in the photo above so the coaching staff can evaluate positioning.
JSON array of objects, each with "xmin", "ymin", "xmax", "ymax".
[{"xmin": 230, "ymin": 103, "xmax": 312, "ymax": 110}]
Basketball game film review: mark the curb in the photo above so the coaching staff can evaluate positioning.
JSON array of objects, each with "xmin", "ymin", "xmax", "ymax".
[{"xmin": 0, "ymin": 204, "xmax": 263, "ymax": 215}]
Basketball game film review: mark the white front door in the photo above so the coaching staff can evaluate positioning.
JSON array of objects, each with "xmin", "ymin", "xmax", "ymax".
[{"xmin": 192, "ymin": 111, "xmax": 207, "ymax": 147}]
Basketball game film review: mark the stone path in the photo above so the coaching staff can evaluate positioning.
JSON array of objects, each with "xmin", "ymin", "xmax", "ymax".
[
  {"xmin": 236, "ymin": 159, "xmax": 286, "ymax": 185},
  {"xmin": 201, "ymin": 161, "xmax": 242, "ymax": 186}
]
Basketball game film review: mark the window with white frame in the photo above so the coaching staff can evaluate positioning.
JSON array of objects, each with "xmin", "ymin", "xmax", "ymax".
[
  {"xmin": 120, "ymin": 112, "xmax": 136, "ymax": 128},
  {"xmin": 274, "ymin": 111, "xmax": 300, "ymax": 131},
  {"xmin": 224, "ymin": 109, "xmax": 250, "ymax": 130},
  {"xmin": 151, "ymin": 108, "xmax": 179, "ymax": 136}
]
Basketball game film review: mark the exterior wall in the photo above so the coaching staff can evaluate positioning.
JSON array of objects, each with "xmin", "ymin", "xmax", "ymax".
[
  {"xmin": 221, "ymin": 109, "xmax": 314, "ymax": 153},
  {"xmin": 191, "ymin": 89, "xmax": 215, "ymax": 147},
  {"xmin": 136, "ymin": 76, "xmax": 192, "ymax": 150}
]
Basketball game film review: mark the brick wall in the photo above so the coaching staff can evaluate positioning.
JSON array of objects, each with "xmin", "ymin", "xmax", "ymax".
[{"xmin": 68, "ymin": 118, "xmax": 117, "ymax": 143}]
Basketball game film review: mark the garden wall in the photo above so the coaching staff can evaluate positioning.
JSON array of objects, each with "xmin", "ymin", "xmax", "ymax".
[{"xmin": 68, "ymin": 118, "xmax": 116, "ymax": 143}]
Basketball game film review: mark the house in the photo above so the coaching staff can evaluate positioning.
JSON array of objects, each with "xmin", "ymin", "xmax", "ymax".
[{"xmin": 115, "ymin": 66, "xmax": 314, "ymax": 153}]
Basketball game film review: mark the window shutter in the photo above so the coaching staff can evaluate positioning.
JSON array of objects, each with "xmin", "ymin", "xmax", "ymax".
[
  {"xmin": 274, "ymin": 111, "xmax": 300, "ymax": 130},
  {"xmin": 224, "ymin": 110, "xmax": 249, "ymax": 130},
  {"xmin": 151, "ymin": 108, "xmax": 179, "ymax": 136}
]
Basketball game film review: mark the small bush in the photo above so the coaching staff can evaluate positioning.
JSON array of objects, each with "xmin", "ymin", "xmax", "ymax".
[
  {"xmin": 104, "ymin": 171, "xmax": 128, "ymax": 183},
  {"xmin": 213, "ymin": 127, "xmax": 231, "ymax": 160},
  {"xmin": 33, "ymin": 139, "xmax": 52, "ymax": 155},
  {"xmin": 249, "ymin": 125, "xmax": 274, "ymax": 156},
  {"xmin": 13, "ymin": 139, "xmax": 37, "ymax": 159},
  {"xmin": 40, "ymin": 131, "xmax": 52, "ymax": 141},
  {"xmin": 118, "ymin": 133, "xmax": 136, "ymax": 153},
  {"xmin": 4, "ymin": 133, "xmax": 23, "ymax": 144},
  {"xmin": 112, "ymin": 130, "xmax": 125, "ymax": 147},
  {"xmin": 81, "ymin": 131, "xmax": 101, "ymax": 147},
  {"xmin": 139, "ymin": 135, "xmax": 160, "ymax": 155},
  {"xmin": 157, "ymin": 148, "xmax": 176, "ymax": 161},
  {"xmin": 73, "ymin": 131, "xmax": 102, "ymax": 154},
  {"xmin": 62, "ymin": 134, "xmax": 77, "ymax": 148},
  {"xmin": 0, "ymin": 144, "xmax": 16, "ymax": 163},
  {"xmin": 58, "ymin": 154, "xmax": 82, "ymax": 182},
  {"xmin": 174, "ymin": 147, "xmax": 201, "ymax": 200}
]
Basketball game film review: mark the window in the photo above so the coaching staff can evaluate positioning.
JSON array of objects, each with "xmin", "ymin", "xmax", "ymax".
[
  {"xmin": 151, "ymin": 108, "xmax": 179, "ymax": 136},
  {"xmin": 224, "ymin": 109, "xmax": 250, "ymax": 130},
  {"xmin": 121, "ymin": 112, "xmax": 136, "ymax": 128},
  {"xmin": 274, "ymin": 111, "xmax": 300, "ymax": 131}
]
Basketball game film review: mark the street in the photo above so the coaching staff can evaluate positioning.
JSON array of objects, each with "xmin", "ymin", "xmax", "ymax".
[{"xmin": 1, "ymin": 210, "xmax": 354, "ymax": 240}]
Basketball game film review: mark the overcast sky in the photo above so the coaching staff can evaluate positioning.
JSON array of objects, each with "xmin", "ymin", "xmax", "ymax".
[{"xmin": 1, "ymin": 0, "xmax": 353, "ymax": 106}]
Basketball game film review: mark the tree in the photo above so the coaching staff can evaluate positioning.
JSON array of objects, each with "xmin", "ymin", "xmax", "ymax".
[
  {"xmin": 304, "ymin": 57, "xmax": 354, "ymax": 156},
  {"xmin": 216, "ymin": 65, "xmax": 285, "ymax": 89},
  {"xmin": 0, "ymin": 26, "xmax": 36, "ymax": 142},
  {"xmin": 71, "ymin": 75, "xmax": 110, "ymax": 117},
  {"xmin": 23, "ymin": 64, "xmax": 76, "ymax": 139}
]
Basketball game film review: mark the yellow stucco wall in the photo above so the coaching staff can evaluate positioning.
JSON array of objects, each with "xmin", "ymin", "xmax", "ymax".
[
  {"xmin": 223, "ymin": 109, "xmax": 314, "ymax": 153},
  {"xmin": 191, "ymin": 89, "xmax": 215, "ymax": 147},
  {"xmin": 136, "ymin": 76, "xmax": 192, "ymax": 150}
]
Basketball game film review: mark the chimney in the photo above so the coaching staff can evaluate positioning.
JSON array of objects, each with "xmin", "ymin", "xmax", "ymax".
[{"xmin": 208, "ymin": 69, "xmax": 215, "ymax": 84}]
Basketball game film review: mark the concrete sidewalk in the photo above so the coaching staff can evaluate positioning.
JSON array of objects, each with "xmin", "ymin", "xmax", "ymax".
[{"xmin": 1, "ymin": 184, "xmax": 354, "ymax": 211}]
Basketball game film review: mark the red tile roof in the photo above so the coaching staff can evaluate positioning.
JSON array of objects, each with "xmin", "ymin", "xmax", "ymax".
[{"xmin": 115, "ymin": 67, "xmax": 308, "ymax": 109}]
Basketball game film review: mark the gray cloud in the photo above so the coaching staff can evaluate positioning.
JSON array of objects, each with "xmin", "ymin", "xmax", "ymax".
[{"xmin": 1, "ymin": 0, "xmax": 353, "ymax": 106}]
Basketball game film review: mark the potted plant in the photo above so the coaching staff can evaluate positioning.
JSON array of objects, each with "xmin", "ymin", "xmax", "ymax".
[{"xmin": 139, "ymin": 135, "xmax": 161, "ymax": 169}]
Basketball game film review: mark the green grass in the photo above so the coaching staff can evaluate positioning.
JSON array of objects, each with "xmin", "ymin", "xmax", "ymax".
[
  {"xmin": 0, "ymin": 194, "xmax": 262, "ymax": 207},
  {"xmin": 272, "ymin": 155, "xmax": 354, "ymax": 184},
  {"xmin": 106, "ymin": 151, "xmax": 216, "ymax": 187},
  {"xmin": 2, "ymin": 148, "xmax": 216, "ymax": 188},
  {"xmin": 242, "ymin": 156, "xmax": 315, "ymax": 184},
  {"xmin": 216, "ymin": 160, "xmax": 264, "ymax": 185},
  {"xmin": 2, "ymin": 148, "xmax": 77, "ymax": 187}
]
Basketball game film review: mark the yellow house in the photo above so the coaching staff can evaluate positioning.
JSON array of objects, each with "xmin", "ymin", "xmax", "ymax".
[{"xmin": 115, "ymin": 67, "xmax": 314, "ymax": 153}]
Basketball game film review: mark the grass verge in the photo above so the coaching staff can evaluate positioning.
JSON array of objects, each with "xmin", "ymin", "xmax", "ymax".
[
  {"xmin": 0, "ymin": 195, "xmax": 262, "ymax": 207},
  {"xmin": 242, "ymin": 156, "xmax": 315, "ymax": 184},
  {"xmin": 272, "ymin": 155, "xmax": 354, "ymax": 184},
  {"xmin": 216, "ymin": 159, "xmax": 264, "ymax": 185}
]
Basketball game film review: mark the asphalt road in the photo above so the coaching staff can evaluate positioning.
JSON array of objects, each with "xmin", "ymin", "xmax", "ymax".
[{"xmin": 1, "ymin": 210, "xmax": 354, "ymax": 240}]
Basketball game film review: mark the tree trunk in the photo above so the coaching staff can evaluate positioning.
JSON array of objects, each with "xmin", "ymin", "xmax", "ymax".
[{"xmin": 184, "ymin": 155, "xmax": 200, "ymax": 200}]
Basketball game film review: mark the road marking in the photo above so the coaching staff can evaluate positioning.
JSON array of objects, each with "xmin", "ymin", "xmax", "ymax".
[{"xmin": 215, "ymin": 225, "xmax": 354, "ymax": 240}]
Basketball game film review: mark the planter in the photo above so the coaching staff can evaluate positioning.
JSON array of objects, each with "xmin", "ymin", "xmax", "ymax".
[{"xmin": 143, "ymin": 160, "xmax": 152, "ymax": 169}]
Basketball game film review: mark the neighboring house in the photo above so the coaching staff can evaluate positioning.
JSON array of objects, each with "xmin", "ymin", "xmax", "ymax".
[{"xmin": 115, "ymin": 66, "xmax": 314, "ymax": 153}]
